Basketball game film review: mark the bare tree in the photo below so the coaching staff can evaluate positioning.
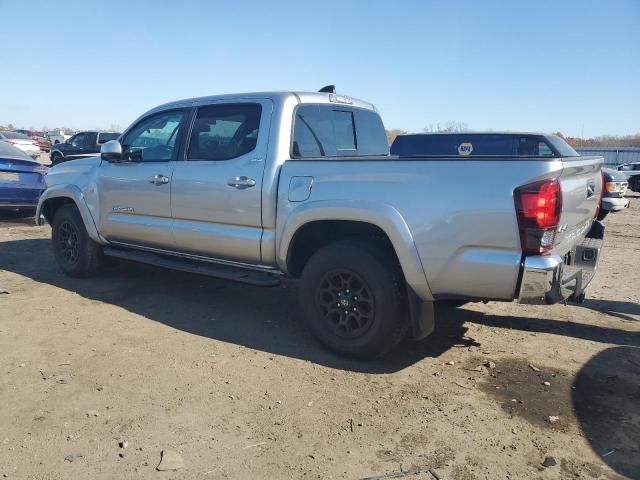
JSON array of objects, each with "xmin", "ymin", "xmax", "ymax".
[{"xmin": 424, "ymin": 121, "xmax": 469, "ymax": 133}]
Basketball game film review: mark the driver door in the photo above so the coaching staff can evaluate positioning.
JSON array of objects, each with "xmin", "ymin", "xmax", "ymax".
[{"xmin": 96, "ymin": 109, "xmax": 188, "ymax": 249}]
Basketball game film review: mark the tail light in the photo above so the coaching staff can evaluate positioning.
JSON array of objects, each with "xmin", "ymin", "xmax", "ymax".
[
  {"xmin": 593, "ymin": 170, "xmax": 604, "ymax": 220},
  {"xmin": 514, "ymin": 178, "xmax": 562, "ymax": 255}
]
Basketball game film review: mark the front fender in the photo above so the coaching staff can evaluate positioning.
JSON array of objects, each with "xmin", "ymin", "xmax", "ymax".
[
  {"xmin": 36, "ymin": 184, "xmax": 106, "ymax": 244},
  {"xmin": 277, "ymin": 200, "xmax": 433, "ymax": 301}
]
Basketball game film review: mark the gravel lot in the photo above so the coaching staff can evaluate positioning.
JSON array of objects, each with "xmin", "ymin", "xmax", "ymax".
[{"xmin": 0, "ymin": 180, "xmax": 639, "ymax": 479}]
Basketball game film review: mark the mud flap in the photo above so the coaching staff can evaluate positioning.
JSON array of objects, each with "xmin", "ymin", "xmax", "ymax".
[{"xmin": 407, "ymin": 288, "xmax": 435, "ymax": 340}]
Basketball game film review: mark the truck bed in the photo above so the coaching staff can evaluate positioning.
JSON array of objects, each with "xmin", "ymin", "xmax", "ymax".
[{"xmin": 276, "ymin": 154, "xmax": 603, "ymax": 301}]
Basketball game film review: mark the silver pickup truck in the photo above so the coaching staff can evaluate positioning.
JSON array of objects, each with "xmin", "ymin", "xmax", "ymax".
[{"xmin": 36, "ymin": 88, "xmax": 604, "ymax": 358}]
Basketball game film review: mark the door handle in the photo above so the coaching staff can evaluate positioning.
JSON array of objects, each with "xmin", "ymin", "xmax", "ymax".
[
  {"xmin": 148, "ymin": 174, "xmax": 170, "ymax": 185},
  {"xmin": 227, "ymin": 176, "xmax": 256, "ymax": 189}
]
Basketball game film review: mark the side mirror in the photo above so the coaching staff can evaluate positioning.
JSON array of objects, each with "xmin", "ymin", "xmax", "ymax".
[{"xmin": 101, "ymin": 140, "xmax": 123, "ymax": 162}]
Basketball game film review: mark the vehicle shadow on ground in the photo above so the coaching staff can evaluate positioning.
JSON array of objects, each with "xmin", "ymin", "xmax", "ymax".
[
  {"xmin": 580, "ymin": 298, "xmax": 640, "ymax": 323},
  {"xmin": 1, "ymin": 238, "xmax": 639, "ymax": 373},
  {"xmin": 0, "ymin": 212, "xmax": 36, "ymax": 226},
  {"xmin": 572, "ymin": 345, "xmax": 640, "ymax": 479}
]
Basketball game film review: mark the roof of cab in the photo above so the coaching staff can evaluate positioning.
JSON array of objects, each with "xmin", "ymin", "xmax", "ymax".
[{"xmin": 146, "ymin": 91, "xmax": 377, "ymax": 116}]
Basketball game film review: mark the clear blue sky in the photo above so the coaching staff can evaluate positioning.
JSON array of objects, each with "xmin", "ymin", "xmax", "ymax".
[{"xmin": 1, "ymin": 0, "xmax": 638, "ymax": 137}]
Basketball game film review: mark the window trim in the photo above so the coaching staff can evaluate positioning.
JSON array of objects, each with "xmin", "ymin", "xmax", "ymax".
[
  {"xmin": 290, "ymin": 104, "xmax": 387, "ymax": 160},
  {"xmin": 119, "ymin": 108, "xmax": 189, "ymax": 163},
  {"xmin": 182, "ymin": 102, "xmax": 263, "ymax": 162}
]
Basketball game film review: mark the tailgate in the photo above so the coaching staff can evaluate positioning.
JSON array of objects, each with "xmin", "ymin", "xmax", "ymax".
[{"xmin": 553, "ymin": 155, "xmax": 603, "ymax": 255}]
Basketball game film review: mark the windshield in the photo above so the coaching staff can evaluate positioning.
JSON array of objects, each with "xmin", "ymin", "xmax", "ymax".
[{"xmin": 546, "ymin": 135, "xmax": 580, "ymax": 157}]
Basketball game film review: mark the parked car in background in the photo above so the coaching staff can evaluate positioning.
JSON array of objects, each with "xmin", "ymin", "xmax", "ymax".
[
  {"xmin": 0, "ymin": 131, "xmax": 40, "ymax": 159},
  {"xmin": 49, "ymin": 131, "xmax": 121, "ymax": 166},
  {"xmin": 599, "ymin": 168, "xmax": 629, "ymax": 220},
  {"xmin": 0, "ymin": 141, "xmax": 48, "ymax": 213},
  {"xmin": 617, "ymin": 162, "xmax": 640, "ymax": 192},
  {"xmin": 390, "ymin": 131, "xmax": 580, "ymax": 158},
  {"xmin": 48, "ymin": 130, "xmax": 72, "ymax": 146},
  {"xmin": 13, "ymin": 129, "xmax": 51, "ymax": 152},
  {"xmin": 37, "ymin": 89, "xmax": 604, "ymax": 358}
]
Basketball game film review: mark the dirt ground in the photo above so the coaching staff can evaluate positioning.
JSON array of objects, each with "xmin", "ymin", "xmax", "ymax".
[{"xmin": 1, "ymin": 176, "xmax": 639, "ymax": 479}]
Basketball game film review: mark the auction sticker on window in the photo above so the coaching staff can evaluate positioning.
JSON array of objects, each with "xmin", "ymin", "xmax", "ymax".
[{"xmin": 458, "ymin": 143, "xmax": 473, "ymax": 156}]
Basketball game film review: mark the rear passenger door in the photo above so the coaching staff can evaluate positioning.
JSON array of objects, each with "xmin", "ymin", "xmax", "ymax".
[{"xmin": 170, "ymin": 100, "xmax": 272, "ymax": 263}]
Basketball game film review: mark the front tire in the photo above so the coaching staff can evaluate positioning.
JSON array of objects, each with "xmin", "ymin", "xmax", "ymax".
[
  {"xmin": 50, "ymin": 152, "xmax": 63, "ymax": 166},
  {"xmin": 299, "ymin": 241, "xmax": 408, "ymax": 359},
  {"xmin": 51, "ymin": 205, "xmax": 104, "ymax": 277}
]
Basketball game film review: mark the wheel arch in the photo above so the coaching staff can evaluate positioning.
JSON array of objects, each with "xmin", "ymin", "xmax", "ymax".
[
  {"xmin": 278, "ymin": 201, "xmax": 433, "ymax": 302},
  {"xmin": 37, "ymin": 185, "xmax": 104, "ymax": 244}
]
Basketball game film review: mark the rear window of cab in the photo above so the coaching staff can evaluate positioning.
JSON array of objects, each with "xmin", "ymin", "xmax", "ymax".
[{"xmin": 291, "ymin": 104, "xmax": 389, "ymax": 158}]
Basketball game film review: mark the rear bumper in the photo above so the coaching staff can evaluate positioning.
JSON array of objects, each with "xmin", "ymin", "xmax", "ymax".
[
  {"xmin": 602, "ymin": 196, "xmax": 629, "ymax": 212},
  {"xmin": 517, "ymin": 222, "xmax": 604, "ymax": 304}
]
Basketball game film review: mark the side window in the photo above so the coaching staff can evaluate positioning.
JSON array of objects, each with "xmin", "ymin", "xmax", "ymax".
[
  {"xmin": 121, "ymin": 111, "xmax": 185, "ymax": 162},
  {"xmin": 187, "ymin": 103, "xmax": 262, "ymax": 161},
  {"xmin": 98, "ymin": 132, "xmax": 119, "ymax": 145},
  {"xmin": 517, "ymin": 137, "xmax": 552, "ymax": 156},
  {"xmin": 354, "ymin": 109, "xmax": 389, "ymax": 156},
  {"xmin": 85, "ymin": 132, "xmax": 98, "ymax": 147},
  {"xmin": 292, "ymin": 105, "xmax": 337, "ymax": 157},
  {"xmin": 70, "ymin": 133, "xmax": 88, "ymax": 148},
  {"xmin": 538, "ymin": 142, "xmax": 554, "ymax": 156}
]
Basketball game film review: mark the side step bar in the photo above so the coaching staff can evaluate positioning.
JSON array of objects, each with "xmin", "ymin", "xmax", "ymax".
[{"xmin": 103, "ymin": 247, "xmax": 281, "ymax": 287}]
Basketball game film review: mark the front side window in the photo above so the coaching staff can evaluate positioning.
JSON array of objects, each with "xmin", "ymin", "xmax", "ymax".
[
  {"xmin": 121, "ymin": 111, "xmax": 185, "ymax": 162},
  {"xmin": 187, "ymin": 103, "xmax": 262, "ymax": 161},
  {"xmin": 98, "ymin": 132, "xmax": 120, "ymax": 144},
  {"xmin": 70, "ymin": 133, "xmax": 89, "ymax": 148}
]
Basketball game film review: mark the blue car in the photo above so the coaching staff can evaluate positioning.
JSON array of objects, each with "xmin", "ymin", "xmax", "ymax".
[{"xmin": 0, "ymin": 141, "xmax": 49, "ymax": 213}]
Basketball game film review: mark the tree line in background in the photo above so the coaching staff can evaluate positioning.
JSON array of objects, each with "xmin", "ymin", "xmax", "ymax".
[
  {"xmin": 553, "ymin": 132, "xmax": 640, "ymax": 148},
  {"xmin": 0, "ymin": 123, "xmax": 121, "ymax": 134}
]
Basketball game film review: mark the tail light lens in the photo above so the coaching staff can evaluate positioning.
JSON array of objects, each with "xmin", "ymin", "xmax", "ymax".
[
  {"xmin": 594, "ymin": 170, "xmax": 604, "ymax": 220},
  {"xmin": 514, "ymin": 178, "xmax": 562, "ymax": 255}
]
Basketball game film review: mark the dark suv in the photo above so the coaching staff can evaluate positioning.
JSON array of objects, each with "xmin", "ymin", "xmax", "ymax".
[{"xmin": 50, "ymin": 131, "xmax": 121, "ymax": 166}]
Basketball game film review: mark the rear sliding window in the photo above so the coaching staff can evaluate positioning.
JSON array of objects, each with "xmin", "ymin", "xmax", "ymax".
[{"xmin": 292, "ymin": 105, "xmax": 388, "ymax": 158}]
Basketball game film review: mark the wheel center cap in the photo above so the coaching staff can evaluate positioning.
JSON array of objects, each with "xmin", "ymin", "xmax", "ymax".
[{"xmin": 339, "ymin": 298, "xmax": 350, "ymax": 308}]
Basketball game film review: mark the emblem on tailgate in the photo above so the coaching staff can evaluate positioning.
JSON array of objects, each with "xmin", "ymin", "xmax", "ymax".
[{"xmin": 458, "ymin": 143, "xmax": 473, "ymax": 156}]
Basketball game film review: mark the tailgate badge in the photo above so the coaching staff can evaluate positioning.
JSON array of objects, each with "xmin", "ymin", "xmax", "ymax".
[{"xmin": 586, "ymin": 183, "xmax": 595, "ymax": 197}]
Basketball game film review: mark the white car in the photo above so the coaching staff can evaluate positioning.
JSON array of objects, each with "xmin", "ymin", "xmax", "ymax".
[{"xmin": 0, "ymin": 131, "xmax": 40, "ymax": 159}]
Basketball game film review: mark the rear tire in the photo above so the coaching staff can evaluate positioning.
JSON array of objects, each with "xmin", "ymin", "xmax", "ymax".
[
  {"xmin": 51, "ymin": 205, "xmax": 104, "ymax": 277},
  {"xmin": 597, "ymin": 209, "xmax": 609, "ymax": 221},
  {"xmin": 299, "ymin": 241, "xmax": 408, "ymax": 359},
  {"xmin": 50, "ymin": 152, "xmax": 63, "ymax": 166}
]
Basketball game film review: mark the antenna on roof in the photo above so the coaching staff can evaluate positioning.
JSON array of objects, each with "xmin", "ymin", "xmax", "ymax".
[{"xmin": 318, "ymin": 85, "xmax": 336, "ymax": 94}]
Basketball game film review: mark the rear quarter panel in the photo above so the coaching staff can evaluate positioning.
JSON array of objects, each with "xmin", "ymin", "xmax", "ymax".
[{"xmin": 277, "ymin": 158, "xmax": 564, "ymax": 301}]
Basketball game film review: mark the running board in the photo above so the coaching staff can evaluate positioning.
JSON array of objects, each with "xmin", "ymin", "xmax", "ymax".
[{"xmin": 103, "ymin": 246, "xmax": 281, "ymax": 287}]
